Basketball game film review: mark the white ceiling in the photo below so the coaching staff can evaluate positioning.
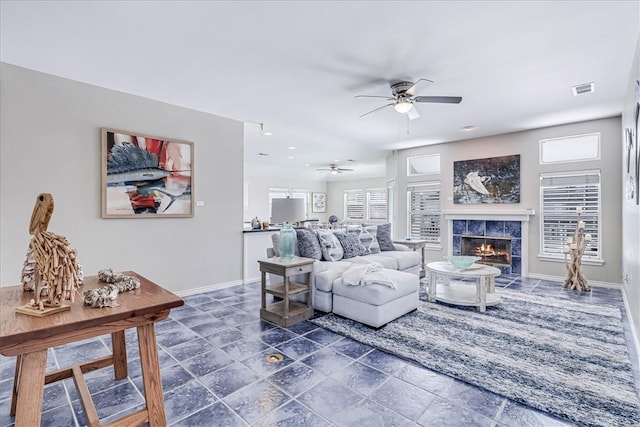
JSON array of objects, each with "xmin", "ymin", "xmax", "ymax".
[{"xmin": 1, "ymin": 1, "xmax": 638, "ymax": 181}]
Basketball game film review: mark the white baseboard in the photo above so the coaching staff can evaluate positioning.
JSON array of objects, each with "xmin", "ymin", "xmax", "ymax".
[
  {"xmin": 526, "ymin": 273, "xmax": 621, "ymax": 289},
  {"xmin": 622, "ymin": 286, "xmax": 640, "ymax": 371},
  {"xmin": 175, "ymin": 279, "xmax": 244, "ymax": 297}
]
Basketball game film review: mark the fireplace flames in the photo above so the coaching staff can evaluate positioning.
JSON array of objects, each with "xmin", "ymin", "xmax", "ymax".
[{"xmin": 461, "ymin": 237, "xmax": 511, "ymax": 266}]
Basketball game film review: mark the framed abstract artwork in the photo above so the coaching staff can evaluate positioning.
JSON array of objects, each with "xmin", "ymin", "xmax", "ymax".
[
  {"xmin": 312, "ymin": 192, "xmax": 326, "ymax": 213},
  {"xmin": 453, "ymin": 154, "xmax": 520, "ymax": 204},
  {"xmin": 101, "ymin": 128, "xmax": 194, "ymax": 218}
]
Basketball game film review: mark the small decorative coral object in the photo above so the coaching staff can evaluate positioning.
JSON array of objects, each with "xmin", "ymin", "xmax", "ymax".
[
  {"xmin": 562, "ymin": 207, "xmax": 591, "ymax": 292},
  {"xmin": 17, "ymin": 193, "xmax": 83, "ymax": 316}
]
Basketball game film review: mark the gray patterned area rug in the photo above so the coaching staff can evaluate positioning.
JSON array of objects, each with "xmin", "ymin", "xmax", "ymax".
[{"xmin": 310, "ymin": 290, "xmax": 640, "ymax": 427}]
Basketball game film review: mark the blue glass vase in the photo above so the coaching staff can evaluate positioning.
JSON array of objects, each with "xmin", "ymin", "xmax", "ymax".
[{"xmin": 279, "ymin": 222, "xmax": 296, "ymax": 261}]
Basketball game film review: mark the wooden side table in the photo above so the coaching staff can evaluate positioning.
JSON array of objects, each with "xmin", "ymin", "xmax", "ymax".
[
  {"xmin": 0, "ymin": 271, "xmax": 184, "ymax": 427},
  {"xmin": 259, "ymin": 257, "xmax": 314, "ymax": 327},
  {"xmin": 394, "ymin": 239, "xmax": 428, "ymax": 278}
]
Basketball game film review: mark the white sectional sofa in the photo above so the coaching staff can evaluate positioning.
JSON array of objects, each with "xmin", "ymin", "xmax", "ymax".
[{"xmin": 267, "ymin": 224, "xmax": 421, "ymax": 318}]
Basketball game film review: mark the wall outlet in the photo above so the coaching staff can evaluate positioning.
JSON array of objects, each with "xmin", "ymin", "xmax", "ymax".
[{"xmin": 196, "ymin": 201, "xmax": 205, "ymax": 207}]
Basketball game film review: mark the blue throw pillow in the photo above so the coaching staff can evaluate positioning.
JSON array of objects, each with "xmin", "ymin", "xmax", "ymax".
[
  {"xmin": 377, "ymin": 223, "xmax": 395, "ymax": 251},
  {"xmin": 296, "ymin": 229, "xmax": 322, "ymax": 260},
  {"xmin": 334, "ymin": 232, "xmax": 366, "ymax": 259}
]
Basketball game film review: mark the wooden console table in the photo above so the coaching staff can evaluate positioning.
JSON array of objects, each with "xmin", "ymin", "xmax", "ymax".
[
  {"xmin": 259, "ymin": 257, "xmax": 314, "ymax": 327},
  {"xmin": 394, "ymin": 239, "xmax": 428, "ymax": 278},
  {"xmin": 0, "ymin": 271, "xmax": 184, "ymax": 427}
]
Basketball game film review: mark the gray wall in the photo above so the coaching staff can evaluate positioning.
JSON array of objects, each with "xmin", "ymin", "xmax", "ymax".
[
  {"xmin": 0, "ymin": 63, "xmax": 244, "ymax": 292},
  {"xmin": 390, "ymin": 117, "xmax": 622, "ymax": 284}
]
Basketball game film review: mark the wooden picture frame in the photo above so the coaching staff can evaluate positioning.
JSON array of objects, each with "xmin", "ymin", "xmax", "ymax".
[
  {"xmin": 312, "ymin": 192, "xmax": 326, "ymax": 213},
  {"xmin": 101, "ymin": 128, "xmax": 194, "ymax": 218}
]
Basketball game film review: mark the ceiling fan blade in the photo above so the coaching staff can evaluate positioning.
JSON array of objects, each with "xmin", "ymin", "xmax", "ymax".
[
  {"xmin": 405, "ymin": 78, "xmax": 433, "ymax": 96},
  {"xmin": 354, "ymin": 95, "xmax": 395, "ymax": 100},
  {"xmin": 338, "ymin": 168, "xmax": 354, "ymax": 172},
  {"xmin": 414, "ymin": 96, "xmax": 462, "ymax": 104},
  {"xmin": 360, "ymin": 103, "xmax": 394, "ymax": 118},
  {"xmin": 406, "ymin": 105, "xmax": 420, "ymax": 120}
]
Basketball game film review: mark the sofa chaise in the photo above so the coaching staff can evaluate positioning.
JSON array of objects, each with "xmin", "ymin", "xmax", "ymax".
[{"xmin": 267, "ymin": 224, "xmax": 421, "ymax": 327}]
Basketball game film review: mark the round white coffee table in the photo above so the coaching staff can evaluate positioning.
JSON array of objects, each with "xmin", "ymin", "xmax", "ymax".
[{"xmin": 426, "ymin": 261, "xmax": 501, "ymax": 312}]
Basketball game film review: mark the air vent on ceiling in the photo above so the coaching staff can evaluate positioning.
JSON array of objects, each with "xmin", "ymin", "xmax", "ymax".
[{"xmin": 572, "ymin": 82, "xmax": 595, "ymax": 96}]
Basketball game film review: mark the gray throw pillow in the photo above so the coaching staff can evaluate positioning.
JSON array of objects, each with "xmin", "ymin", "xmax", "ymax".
[
  {"xmin": 377, "ymin": 223, "xmax": 395, "ymax": 251},
  {"xmin": 317, "ymin": 229, "xmax": 344, "ymax": 261},
  {"xmin": 335, "ymin": 232, "xmax": 366, "ymax": 259},
  {"xmin": 296, "ymin": 229, "xmax": 322, "ymax": 260}
]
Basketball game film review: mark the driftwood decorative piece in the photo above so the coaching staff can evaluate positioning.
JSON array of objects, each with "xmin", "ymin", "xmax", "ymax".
[
  {"xmin": 83, "ymin": 269, "xmax": 141, "ymax": 308},
  {"xmin": 562, "ymin": 207, "xmax": 592, "ymax": 292},
  {"xmin": 17, "ymin": 193, "xmax": 83, "ymax": 316}
]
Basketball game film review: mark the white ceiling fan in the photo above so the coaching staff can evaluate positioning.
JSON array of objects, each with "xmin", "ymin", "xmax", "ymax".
[
  {"xmin": 316, "ymin": 164, "xmax": 354, "ymax": 175},
  {"xmin": 355, "ymin": 78, "xmax": 462, "ymax": 120}
]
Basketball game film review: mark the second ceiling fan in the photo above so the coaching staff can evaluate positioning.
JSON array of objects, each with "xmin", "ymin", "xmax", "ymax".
[
  {"xmin": 355, "ymin": 78, "xmax": 462, "ymax": 120},
  {"xmin": 316, "ymin": 164, "xmax": 354, "ymax": 175}
]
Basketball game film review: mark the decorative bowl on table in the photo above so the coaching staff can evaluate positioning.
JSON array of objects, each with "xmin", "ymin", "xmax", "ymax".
[{"xmin": 447, "ymin": 256, "xmax": 481, "ymax": 270}]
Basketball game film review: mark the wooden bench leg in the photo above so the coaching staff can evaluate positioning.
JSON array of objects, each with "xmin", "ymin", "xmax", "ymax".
[
  {"xmin": 137, "ymin": 323, "xmax": 166, "ymax": 427},
  {"xmin": 13, "ymin": 350, "xmax": 47, "ymax": 427},
  {"xmin": 10, "ymin": 354, "xmax": 22, "ymax": 416},
  {"xmin": 111, "ymin": 330, "xmax": 128, "ymax": 380}
]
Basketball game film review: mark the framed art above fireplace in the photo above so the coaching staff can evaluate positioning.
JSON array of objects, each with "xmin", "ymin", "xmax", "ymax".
[{"xmin": 453, "ymin": 154, "xmax": 520, "ymax": 204}]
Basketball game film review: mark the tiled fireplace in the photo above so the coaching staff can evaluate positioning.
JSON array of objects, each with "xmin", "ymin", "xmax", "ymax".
[{"xmin": 444, "ymin": 209, "xmax": 535, "ymax": 276}]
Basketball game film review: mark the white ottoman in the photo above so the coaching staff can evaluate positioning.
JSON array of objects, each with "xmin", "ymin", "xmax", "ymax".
[{"xmin": 332, "ymin": 269, "xmax": 419, "ymax": 328}]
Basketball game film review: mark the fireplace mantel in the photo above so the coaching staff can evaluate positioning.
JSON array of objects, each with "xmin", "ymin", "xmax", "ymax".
[
  {"xmin": 443, "ymin": 209, "xmax": 535, "ymax": 222},
  {"xmin": 444, "ymin": 208, "xmax": 535, "ymax": 276}
]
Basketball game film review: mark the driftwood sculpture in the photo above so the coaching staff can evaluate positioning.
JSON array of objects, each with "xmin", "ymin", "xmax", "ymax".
[
  {"xmin": 19, "ymin": 193, "xmax": 83, "ymax": 314},
  {"xmin": 562, "ymin": 207, "xmax": 592, "ymax": 292}
]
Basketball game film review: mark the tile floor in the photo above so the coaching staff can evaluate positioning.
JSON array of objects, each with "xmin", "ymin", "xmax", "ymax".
[{"xmin": 0, "ymin": 275, "xmax": 638, "ymax": 426}]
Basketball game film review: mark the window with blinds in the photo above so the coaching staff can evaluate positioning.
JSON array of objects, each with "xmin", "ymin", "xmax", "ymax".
[
  {"xmin": 344, "ymin": 190, "xmax": 365, "ymax": 220},
  {"xmin": 407, "ymin": 182, "xmax": 441, "ymax": 243},
  {"xmin": 344, "ymin": 188, "xmax": 388, "ymax": 221},
  {"xmin": 539, "ymin": 170, "xmax": 601, "ymax": 260},
  {"xmin": 367, "ymin": 188, "xmax": 387, "ymax": 220}
]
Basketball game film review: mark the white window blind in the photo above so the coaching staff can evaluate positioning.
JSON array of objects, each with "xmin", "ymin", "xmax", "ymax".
[
  {"xmin": 367, "ymin": 188, "xmax": 387, "ymax": 220},
  {"xmin": 540, "ymin": 170, "xmax": 601, "ymax": 259},
  {"xmin": 343, "ymin": 189, "xmax": 387, "ymax": 222},
  {"xmin": 344, "ymin": 190, "xmax": 365, "ymax": 220},
  {"xmin": 407, "ymin": 182, "xmax": 441, "ymax": 243}
]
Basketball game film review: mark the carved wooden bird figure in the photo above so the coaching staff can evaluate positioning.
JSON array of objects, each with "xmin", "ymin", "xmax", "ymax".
[{"xmin": 21, "ymin": 193, "xmax": 82, "ymax": 309}]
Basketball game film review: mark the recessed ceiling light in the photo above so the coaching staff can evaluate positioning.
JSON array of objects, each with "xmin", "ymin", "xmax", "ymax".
[
  {"xmin": 288, "ymin": 146, "xmax": 296, "ymax": 150},
  {"xmin": 304, "ymin": 163, "xmax": 310, "ymax": 167},
  {"xmin": 334, "ymin": 159, "xmax": 340, "ymax": 162},
  {"xmin": 288, "ymin": 156, "xmax": 295, "ymax": 159},
  {"xmin": 572, "ymin": 82, "xmax": 595, "ymax": 96},
  {"xmin": 461, "ymin": 126, "xmax": 476, "ymax": 131},
  {"xmin": 263, "ymin": 132, "xmax": 273, "ymax": 136}
]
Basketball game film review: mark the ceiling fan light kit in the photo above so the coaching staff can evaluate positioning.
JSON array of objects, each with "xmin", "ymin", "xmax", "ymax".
[
  {"xmin": 394, "ymin": 100, "xmax": 413, "ymax": 114},
  {"xmin": 356, "ymin": 78, "xmax": 462, "ymax": 120}
]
